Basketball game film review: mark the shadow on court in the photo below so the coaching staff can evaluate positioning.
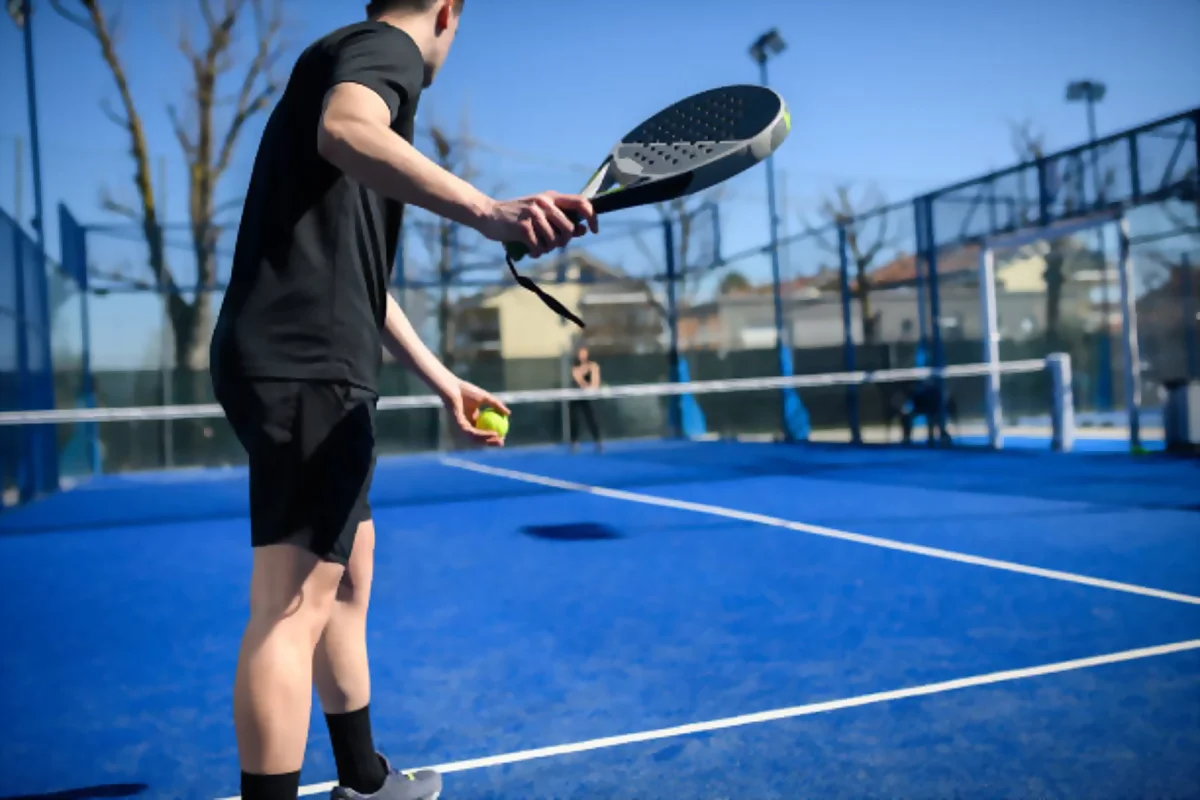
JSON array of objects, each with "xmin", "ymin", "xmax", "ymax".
[{"xmin": 521, "ymin": 522, "xmax": 623, "ymax": 541}]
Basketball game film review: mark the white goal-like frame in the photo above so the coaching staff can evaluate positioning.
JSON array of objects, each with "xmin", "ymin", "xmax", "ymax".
[{"xmin": 977, "ymin": 208, "xmax": 1142, "ymax": 451}]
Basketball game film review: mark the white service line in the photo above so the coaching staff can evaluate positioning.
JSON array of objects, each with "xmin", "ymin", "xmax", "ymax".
[
  {"xmin": 440, "ymin": 456, "xmax": 1200, "ymax": 607},
  {"xmin": 214, "ymin": 638, "xmax": 1200, "ymax": 799}
]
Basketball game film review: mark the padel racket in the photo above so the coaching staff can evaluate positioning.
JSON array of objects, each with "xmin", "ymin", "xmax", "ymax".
[{"xmin": 505, "ymin": 84, "xmax": 791, "ymax": 327}]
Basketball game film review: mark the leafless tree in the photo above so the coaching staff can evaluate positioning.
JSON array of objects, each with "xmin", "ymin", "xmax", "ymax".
[
  {"xmin": 801, "ymin": 183, "xmax": 902, "ymax": 344},
  {"xmin": 51, "ymin": 0, "xmax": 285, "ymax": 383},
  {"xmin": 626, "ymin": 192, "xmax": 723, "ymax": 337}
]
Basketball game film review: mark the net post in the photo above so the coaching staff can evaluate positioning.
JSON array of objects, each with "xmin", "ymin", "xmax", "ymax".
[
  {"xmin": 1115, "ymin": 214, "xmax": 1143, "ymax": 450},
  {"xmin": 1047, "ymin": 352, "xmax": 1075, "ymax": 452},
  {"xmin": 977, "ymin": 243, "xmax": 1003, "ymax": 449}
]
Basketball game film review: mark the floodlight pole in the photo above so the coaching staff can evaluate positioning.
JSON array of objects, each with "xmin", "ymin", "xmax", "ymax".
[
  {"xmin": 12, "ymin": 0, "xmax": 46, "ymax": 258},
  {"xmin": 751, "ymin": 33, "xmax": 787, "ymax": 374},
  {"xmin": 1067, "ymin": 80, "xmax": 1113, "ymax": 411},
  {"xmin": 751, "ymin": 28, "xmax": 806, "ymax": 440}
]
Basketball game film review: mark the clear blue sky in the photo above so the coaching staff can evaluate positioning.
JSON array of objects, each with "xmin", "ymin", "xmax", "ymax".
[{"xmin": 2, "ymin": 0, "xmax": 1198, "ymax": 369}]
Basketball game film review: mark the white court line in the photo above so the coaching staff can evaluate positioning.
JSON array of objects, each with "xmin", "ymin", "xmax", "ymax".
[
  {"xmin": 215, "ymin": 638, "xmax": 1200, "ymax": 799},
  {"xmin": 440, "ymin": 456, "xmax": 1200, "ymax": 607}
]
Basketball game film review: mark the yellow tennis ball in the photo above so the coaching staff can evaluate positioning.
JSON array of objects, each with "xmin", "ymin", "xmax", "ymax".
[{"xmin": 476, "ymin": 407, "xmax": 509, "ymax": 438}]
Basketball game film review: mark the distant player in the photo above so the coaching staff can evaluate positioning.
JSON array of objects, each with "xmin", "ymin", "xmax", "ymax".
[
  {"xmin": 569, "ymin": 346, "xmax": 603, "ymax": 453},
  {"xmin": 887, "ymin": 378, "xmax": 957, "ymax": 446},
  {"xmin": 209, "ymin": 2, "xmax": 596, "ymax": 799}
]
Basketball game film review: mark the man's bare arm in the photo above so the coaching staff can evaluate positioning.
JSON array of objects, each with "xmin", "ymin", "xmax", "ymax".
[
  {"xmin": 589, "ymin": 363, "xmax": 601, "ymax": 389},
  {"xmin": 381, "ymin": 292, "xmax": 456, "ymax": 397},
  {"xmin": 382, "ymin": 293, "xmax": 510, "ymax": 445},
  {"xmin": 317, "ymin": 82, "xmax": 492, "ymax": 229},
  {"xmin": 316, "ymin": 83, "xmax": 597, "ymax": 256}
]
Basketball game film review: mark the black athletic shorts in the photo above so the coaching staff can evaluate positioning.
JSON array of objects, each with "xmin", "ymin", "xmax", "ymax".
[{"xmin": 214, "ymin": 377, "xmax": 377, "ymax": 566}]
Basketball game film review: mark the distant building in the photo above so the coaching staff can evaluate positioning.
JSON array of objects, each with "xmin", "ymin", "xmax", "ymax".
[
  {"xmin": 448, "ymin": 251, "xmax": 668, "ymax": 362},
  {"xmin": 676, "ymin": 237, "xmax": 1118, "ymax": 352},
  {"xmin": 1134, "ymin": 260, "xmax": 1200, "ymax": 393}
]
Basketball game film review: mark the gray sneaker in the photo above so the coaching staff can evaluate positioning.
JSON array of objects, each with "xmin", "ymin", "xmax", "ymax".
[{"xmin": 329, "ymin": 755, "xmax": 442, "ymax": 800}]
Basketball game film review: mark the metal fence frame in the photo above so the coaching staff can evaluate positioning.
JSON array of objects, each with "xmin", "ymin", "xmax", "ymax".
[{"xmin": 17, "ymin": 106, "xmax": 1200, "ymax": 477}]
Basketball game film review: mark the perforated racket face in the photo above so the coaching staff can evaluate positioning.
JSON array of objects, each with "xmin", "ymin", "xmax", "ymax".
[
  {"xmin": 604, "ymin": 85, "xmax": 787, "ymax": 184},
  {"xmin": 625, "ymin": 85, "xmax": 781, "ymax": 148}
]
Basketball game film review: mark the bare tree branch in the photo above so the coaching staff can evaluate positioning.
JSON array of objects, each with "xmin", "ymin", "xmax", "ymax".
[
  {"xmin": 213, "ymin": 0, "xmax": 282, "ymax": 177},
  {"xmin": 198, "ymin": 0, "xmax": 220, "ymax": 34},
  {"xmin": 1160, "ymin": 195, "xmax": 1200, "ymax": 242},
  {"xmin": 798, "ymin": 183, "xmax": 903, "ymax": 343},
  {"xmin": 797, "ymin": 214, "xmax": 840, "ymax": 255},
  {"xmin": 89, "ymin": 265, "xmax": 157, "ymax": 292},
  {"xmin": 167, "ymin": 105, "xmax": 197, "ymax": 158},
  {"xmin": 55, "ymin": 0, "xmax": 286, "ymax": 376},
  {"xmin": 98, "ymin": 97, "xmax": 128, "ymax": 128},
  {"xmin": 214, "ymin": 195, "xmax": 245, "ymax": 215},
  {"xmin": 53, "ymin": 0, "xmax": 170, "ymax": 292},
  {"xmin": 1010, "ymin": 118, "xmax": 1046, "ymax": 161},
  {"xmin": 629, "ymin": 226, "xmax": 665, "ymax": 278},
  {"xmin": 46, "ymin": 0, "xmax": 92, "ymax": 32},
  {"xmin": 98, "ymin": 187, "xmax": 140, "ymax": 220}
]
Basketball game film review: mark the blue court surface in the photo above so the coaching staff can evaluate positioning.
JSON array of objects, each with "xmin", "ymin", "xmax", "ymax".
[{"xmin": 1, "ymin": 440, "xmax": 1198, "ymax": 799}]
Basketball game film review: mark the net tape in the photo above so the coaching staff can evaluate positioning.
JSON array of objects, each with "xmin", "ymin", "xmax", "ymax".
[{"xmin": 0, "ymin": 359, "xmax": 1052, "ymax": 426}]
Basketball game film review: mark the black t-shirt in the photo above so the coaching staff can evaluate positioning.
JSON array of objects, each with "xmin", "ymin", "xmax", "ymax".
[{"xmin": 211, "ymin": 21, "xmax": 424, "ymax": 393}]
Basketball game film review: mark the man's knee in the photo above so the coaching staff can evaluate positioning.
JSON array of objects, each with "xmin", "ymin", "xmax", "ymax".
[
  {"xmin": 248, "ymin": 543, "xmax": 345, "ymax": 639},
  {"xmin": 335, "ymin": 519, "xmax": 375, "ymax": 607}
]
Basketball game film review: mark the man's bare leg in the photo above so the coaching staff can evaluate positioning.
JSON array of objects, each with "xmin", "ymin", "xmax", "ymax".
[
  {"xmin": 314, "ymin": 520, "xmax": 387, "ymax": 794},
  {"xmin": 235, "ymin": 541, "xmax": 345, "ymax": 796}
]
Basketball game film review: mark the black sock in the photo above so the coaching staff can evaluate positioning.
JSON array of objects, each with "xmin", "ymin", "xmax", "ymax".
[
  {"xmin": 241, "ymin": 770, "xmax": 301, "ymax": 800},
  {"xmin": 325, "ymin": 705, "xmax": 387, "ymax": 794}
]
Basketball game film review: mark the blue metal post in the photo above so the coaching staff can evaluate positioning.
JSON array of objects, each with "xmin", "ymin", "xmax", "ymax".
[
  {"xmin": 21, "ymin": 1, "xmax": 58, "ymax": 494},
  {"xmin": 11, "ymin": 225, "xmax": 34, "ymax": 502},
  {"xmin": 60, "ymin": 206, "xmax": 101, "ymax": 475},
  {"xmin": 20, "ymin": 0, "xmax": 47, "ymax": 262},
  {"xmin": 913, "ymin": 207, "xmax": 931, "ymax": 367},
  {"xmin": 917, "ymin": 196, "xmax": 948, "ymax": 436},
  {"xmin": 664, "ymin": 220, "xmax": 682, "ymax": 436},
  {"xmin": 837, "ymin": 224, "xmax": 860, "ymax": 443},
  {"xmin": 756, "ymin": 57, "xmax": 807, "ymax": 441},
  {"xmin": 663, "ymin": 218, "xmax": 706, "ymax": 438},
  {"xmin": 760, "ymin": 59, "xmax": 786, "ymax": 366}
]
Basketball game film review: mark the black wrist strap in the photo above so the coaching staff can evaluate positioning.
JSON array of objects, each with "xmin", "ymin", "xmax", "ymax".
[{"xmin": 506, "ymin": 254, "xmax": 585, "ymax": 328}]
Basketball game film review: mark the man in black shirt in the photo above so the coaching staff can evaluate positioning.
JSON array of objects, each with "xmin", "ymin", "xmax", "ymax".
[{"xmin": 210, "ymin": 2, "xmax": 596, "ymax": 799}]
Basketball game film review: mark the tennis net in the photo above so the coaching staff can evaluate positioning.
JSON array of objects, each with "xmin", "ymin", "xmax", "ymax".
[{"xmin": 0, "ymin": 355, "xmax": 1073, "ymax": 517}]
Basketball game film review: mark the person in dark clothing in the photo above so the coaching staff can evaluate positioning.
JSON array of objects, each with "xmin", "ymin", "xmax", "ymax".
[
  {"xmin": 569, "ymin": 346, "xmax": 602, "ymax": 452},
  {"xmin": 887, "ymin": 378, "xmax": 957, "ymax": 446},
  {"xmin": 209, "ymin": 2, "xmax": 598, "ymax": 798}
]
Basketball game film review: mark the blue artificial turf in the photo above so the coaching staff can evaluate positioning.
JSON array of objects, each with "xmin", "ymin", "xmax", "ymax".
[{"xmin": 0, "ymin": 440, "xmax": 1196, "ymax": 799}]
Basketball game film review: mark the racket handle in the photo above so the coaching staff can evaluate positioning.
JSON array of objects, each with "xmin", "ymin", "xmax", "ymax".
[{"xmin": 503, "ymin": 210, "xmax": 583, "ymax": 263}]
